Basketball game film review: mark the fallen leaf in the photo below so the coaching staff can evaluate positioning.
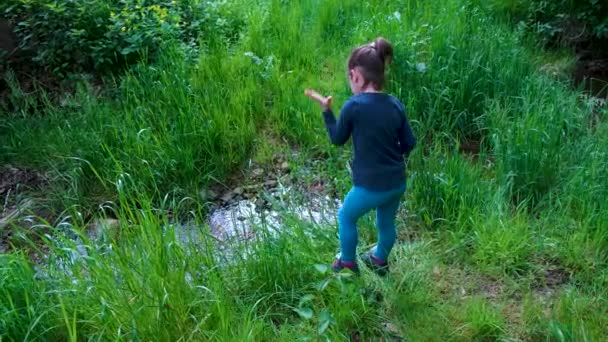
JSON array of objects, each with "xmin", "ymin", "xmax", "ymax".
[
  {"xmin": 264, "ymin": 180, "xmax": 277, "ymax": 187},
  {"xmin": 350, "ymin": 331, "xmax": 362, "ymax": 342},
  {"xmin": 382, "ymin": 322, "xmax": 401, "ymax": 335}
]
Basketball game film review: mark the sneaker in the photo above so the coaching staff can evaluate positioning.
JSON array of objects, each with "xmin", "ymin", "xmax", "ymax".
[
  {"xmin": 360, "ymin": 251, "xmax": 389, "ymax": 276},
  {"xmin": 332, "ymin": 258, "xmax": 360, "ymax": 275}
]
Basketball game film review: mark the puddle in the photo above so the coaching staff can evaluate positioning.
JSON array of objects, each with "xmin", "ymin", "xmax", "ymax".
[
  {"xmin": 40, "ymin": 187, "xmax": 341, "ymax": 280},
  {"xmin": 9, "ymin": 156, "xmax": 343, "ymax": 281},
  {"xmin": 206, "ymin": 193, "xmax": 340, "ymax": 242},
  {"xmin": 175, "ymin": 188, "xmax": 341, "ymax": 264}
]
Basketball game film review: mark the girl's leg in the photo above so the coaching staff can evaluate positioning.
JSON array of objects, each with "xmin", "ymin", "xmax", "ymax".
[
  {"xmin": 338, "ymin": 187, "xmax": 377, "ymax": 263},
  {"xmin": 373, "ymin": 190, "xmax": 404, "ymax": 262}
]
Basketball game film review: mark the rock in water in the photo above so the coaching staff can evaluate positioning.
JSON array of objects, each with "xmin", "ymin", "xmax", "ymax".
[
  {"xmin": 208, "ymin": 200, "xmax": 279, "ymax": 241},
  {"xmin": 199, "ymin": 189, "xmax": 218, "ymax": 201},
  {"xmin": 87, "ymin": 218, "xmax": 119, "ymax": 241},
  {"xmin": 220, "ymin": 191, "xmax": 236, "ymax": 203}
]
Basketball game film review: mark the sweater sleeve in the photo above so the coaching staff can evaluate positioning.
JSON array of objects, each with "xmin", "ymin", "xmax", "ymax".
[
  {"xmin": 322, "ymin": 99, "xmax": 356, "ymax": 146},
  {"xmin": 397, "ymin": 106, "xmax": 416, "ymax": 157}
]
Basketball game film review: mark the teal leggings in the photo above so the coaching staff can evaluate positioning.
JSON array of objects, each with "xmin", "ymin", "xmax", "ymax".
[{"xmin": 338, "ymin": 184, "xmax": 406, "ymax": 263}]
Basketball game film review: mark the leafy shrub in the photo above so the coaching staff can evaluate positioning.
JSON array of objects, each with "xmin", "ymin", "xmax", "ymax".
[
  {"xmin": 0, "ymin": 0, "xmax": 243, "ymax": 75},
  {"xmin": 492, "ymin": 0, "xmax": 608, "ymax": 45}
]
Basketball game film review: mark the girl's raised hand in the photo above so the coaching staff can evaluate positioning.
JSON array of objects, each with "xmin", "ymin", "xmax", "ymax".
[{"xmin": 305, "ymin": 89, "xmax": 332, "ymax": 111}]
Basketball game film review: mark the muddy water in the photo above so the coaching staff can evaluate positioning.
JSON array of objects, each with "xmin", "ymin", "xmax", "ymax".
[
  {"xmin": 206, "ymin": 194, "xmax": 340, "ymax": 242},
  {"xmin": 43, "ymin": 188, "xmax": 341, "ymax": 278}
]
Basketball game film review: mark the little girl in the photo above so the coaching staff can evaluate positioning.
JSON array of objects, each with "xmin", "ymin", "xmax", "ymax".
[{"xmin": 305, "ymin": 37, "xmax": 416, "ymax": 276}]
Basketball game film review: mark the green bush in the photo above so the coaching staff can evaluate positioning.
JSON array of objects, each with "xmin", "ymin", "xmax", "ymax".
[
  {"xmin": 492, "ymin": 0, "xmax": 608, "ymax": 44},
  {"xmin": 1, "ymin": 0, "xmax": 243, "ymax": 75}
]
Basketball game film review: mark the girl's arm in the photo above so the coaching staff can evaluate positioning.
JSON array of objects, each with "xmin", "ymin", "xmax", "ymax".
[
  {"xmin": 322, "ymin": 102, "xmax": 355, "ymax": 145},
  {"xmin": 305, "ymin": 89, "xmax": 354, "ymax": 145},
  {"xmin": 398, "ymin": 112, "xmax": 416, "ymax": 156}
]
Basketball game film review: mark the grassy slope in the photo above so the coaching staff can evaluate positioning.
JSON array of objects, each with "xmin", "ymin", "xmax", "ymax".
[{"xmin": 1, "ymin": 0, "xmax": 608, "ymax": 340}]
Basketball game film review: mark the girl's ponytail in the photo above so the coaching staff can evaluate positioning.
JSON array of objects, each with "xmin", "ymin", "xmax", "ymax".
[{"xmin": 373, "ymin": 37, "xmax": 394, "ymax": 66}]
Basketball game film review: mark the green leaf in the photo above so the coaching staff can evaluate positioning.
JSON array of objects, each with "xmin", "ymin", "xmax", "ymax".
[
  {"xmin": 318, "ymin": 319, "xmax": 331, "ymax": 334},
  {"xmin": 319, "ymin": 309, "xmax": 332, "ymax": 321},
  {"xmin": 318, "ymin": 309, "xmax": 333, "ymax": 334},
  {"xmin": 120, "ymin": 47, "xmax": 137, "ymax": 55},
  {"xmin": 298, "ymin": 294, "xmax": 315, "ymax": 306},
  {"xmin": 336, "ymin": 271, "xmax": 354, "ymax": 279},
  {"xmin": 314, "ymin": 264, "xmax": 328, "ymax": 274},
  {"xmin": 294, "ymin": 307, "xmax": 313, "ymax": 320},
  {"xmin": 316, "ymin": 278, "xmax": 331, "ymax": 292}
]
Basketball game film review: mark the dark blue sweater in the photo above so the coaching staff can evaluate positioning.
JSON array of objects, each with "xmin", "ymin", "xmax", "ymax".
[{"xmin": 322, "ymin": 92, "xmax": 416, "ymax": 191}]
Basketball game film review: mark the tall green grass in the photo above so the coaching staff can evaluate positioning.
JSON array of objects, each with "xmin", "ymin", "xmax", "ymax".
[
  {"xmin": 1, "ymin": 0, "xmax": 608, "ymax": 340},
  {"xmin": 0, "ymin": 0, "xmax": 541, "ymax": 205}
]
